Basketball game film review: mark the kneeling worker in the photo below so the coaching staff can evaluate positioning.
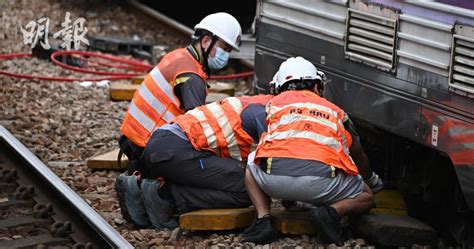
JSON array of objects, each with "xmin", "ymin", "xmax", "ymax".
[
  {"xmin": 118, "ymin": 12, "xmax": 242, "ymax": 175},
  {"xmin": 116, "ymin": 94, "xmax": 273, "ymax": 229},
  {"xmin": 243, "ymin": 57, "xmax": 382, "ymax": 244}
]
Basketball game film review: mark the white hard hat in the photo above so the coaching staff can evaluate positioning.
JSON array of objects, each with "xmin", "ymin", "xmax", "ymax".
[
  {"xmin": 194, "ymin": 12, "xmax": 242, "ymax": 51},
  {"xmin": 274, "ymin": 56, "xmax": 320, "ymax": 89}
]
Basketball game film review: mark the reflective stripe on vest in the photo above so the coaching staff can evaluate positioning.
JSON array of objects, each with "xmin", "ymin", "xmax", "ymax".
[
  {"xmin": 128, "ymin": 101, "xmax": 155, "ymax": 132},
  {"xmin": 256, "ymin": 91, "xmax": 358, "ymax": 175},
  {"xmin": 188, "ymin": 97, "xmax": 244, "ymax": 160},
  {"xmin": 271, "ymin": 113, "xmax": 338, "ymax": 132},
  {"xmin": 187, "ymin": 108, "xmax": 218, "ymax": 150},
  {"xmin": 263, "ymin": 130, "xmax": 342, "ymax": 152},
  {"xmin": 267, "ymin": 112, "xmax": 350, "ymax": 158},
  {"xmin": 269, "ymin": 102, "xmax": 339, "ymax": 119},
  {"xmin": 137, "ymin": 83, "xmax": 176, "ymax": 123},
  {"xmin": 149, "ymin": 67, "xmax": 180, "ymax": 107},
  {"xmin": 205, "ymin": 98, "xmax": 243, "ymax": 160}
]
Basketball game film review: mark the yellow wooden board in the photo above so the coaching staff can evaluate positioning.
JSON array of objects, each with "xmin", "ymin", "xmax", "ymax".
[
  {"xmin": 179, "ymin": 208, "xmax": 256, "ymax": 230},
  {"xmin": 178, "ymin": 190, "xmax": 408, "ymax": 233},
  {"xmin": 87, "ymin": 148, "xmax": 128, "ymax": 170},
  {"xmin": 372, "ymin": 208, "xmax": 407, "ymax": 216},
  {"xmin": 271, "ymin": 210, "xmax": 317, "ymax": 235},
  {"xmin": 375, "ymin": 189, "xmax": 406, "ymax": 209},
  {"xmin": 373, "ymin": 189, "xmax": 407, "ymax": 216},
  {"xmin": 130, "ymin": 76, "xmax": 235, "ymax": 94},
  {"xmin": 110, "ymin": 83, "xmax": 139, "ymax": 101},
  {"xmin": 110, "ymin": 82, "xmax": 231, "ymax": 102},
  {"xmin": 131, "ymin": 76, "xmax": 145, "ymax": 85},
  {"xmin": 179, "ymin": 208, "xmax": 317, "ymax": 235}
]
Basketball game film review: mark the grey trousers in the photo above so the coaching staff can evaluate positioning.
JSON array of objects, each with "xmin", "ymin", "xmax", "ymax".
[
  {"xmin": 247, "ymin": 152, "xmax": 363, "ymax": 206},
  {"xmin": 142, "ymin": 130, "xmax": 251, "ymax": 213}
]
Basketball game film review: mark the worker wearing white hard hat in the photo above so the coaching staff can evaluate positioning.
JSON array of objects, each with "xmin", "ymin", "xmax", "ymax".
[
  {"xmin": 242, "ymin": 56, "xmax": 381, "ymax": 244},
  {"xmin": 193, "ymin": 12, "xmax": 242, "ymax": 72}
]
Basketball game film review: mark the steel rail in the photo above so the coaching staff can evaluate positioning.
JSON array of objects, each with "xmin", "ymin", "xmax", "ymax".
[{"xmin": 0, "ymin": 125, "xmax": 133, "ymax": 249}]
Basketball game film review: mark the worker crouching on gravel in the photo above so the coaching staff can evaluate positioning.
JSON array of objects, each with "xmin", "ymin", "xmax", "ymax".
[
  {"xmin": 116, "ymin": 94, "xmax": 273, "ymax": 229},
  {"xmin": 242, "ymin": 57, "xmax": 383, "ymax": 244},
  {"xmin": 118, "ymin": 12, "xmax": 242, "ymax": 175}
]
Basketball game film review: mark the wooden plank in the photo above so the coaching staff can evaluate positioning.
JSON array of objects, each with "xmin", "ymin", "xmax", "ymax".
[
  {"xmin": 131, "ymin": 76, "xmax": 145, "ymax": 85},
  {"xmin": 110, "ymin": 82, "xmax": 231, "ymax": 103},
  {"xmin": 375, "ymin": 189, "xmax": 406, "ymax": 209},
  {"xmin": 271, "ymin": 210, "xmax": 317, "ymax": 235},
  {"xmin": 179, "ymin": 208, "xmax": 256, "ymax": 230},
  {"xmin": 372, "ymin": 189, "xmax": 407, "ymax": 216},
  {"xmin": 179, "ymin": 208, "xmax": 317, "ymax": 235},
  {"xmin": 87, "ymin": 149, "xmax": 128, "ymax": 170},
  {"xmin": 110, "ymin": 82, "xmax": 231, "ymax": 102},
  {"xmin": 110, "ymin": 83, "xmax": 138, "ymax": 101},
  {"xmin": 177, "ymin": 190, "xmax": 408, "ymax": 235},
  {"xmin": 130, "ymin": 77, "xmax": 235, "ymax": 93},
  {"xmin": 372, "ymin": 208, "xmax": 407, "ymax": 216}
]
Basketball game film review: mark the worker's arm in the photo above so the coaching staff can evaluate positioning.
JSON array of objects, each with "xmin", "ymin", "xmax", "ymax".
[
  {"xmin": 344, "ymin": 114, "xmax": 383, "ymax": 192},
  {"xmin": 174, "ymin": 73, "xmax": 207, "ymax": 111},
  {"xmin": 241, "ymin": 104, "xmax": 268, "ymax": 143},
  {"xmin": 343, "ymin": 115, "xmax": 371, "ymax": 180}
]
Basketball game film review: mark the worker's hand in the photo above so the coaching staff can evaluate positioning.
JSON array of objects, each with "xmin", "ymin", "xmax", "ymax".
[{"xmin": 366, "ymin": 172, "xmax": 383, "ymax": 193}]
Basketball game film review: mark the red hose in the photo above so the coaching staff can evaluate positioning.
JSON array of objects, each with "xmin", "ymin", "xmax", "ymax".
[
  {"xmin": 210, "ymin": 71, "xmax": 254, "ymax": 80},
  {"xmin": 50, "ymin": 50, "xmax": 152, "ymax": 76},
  {"xmin": 0, "ymin": 51, "xmax": 254, "ymax": 82}
]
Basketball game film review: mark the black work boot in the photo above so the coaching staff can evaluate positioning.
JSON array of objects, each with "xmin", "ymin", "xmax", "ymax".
[
  {"xmin": 243, "ymin": 215, "xmax": 279, "ymax": 244},
  {"xmin": 308, "ymin": 205, "xmax": 346, "ymax": 245}
]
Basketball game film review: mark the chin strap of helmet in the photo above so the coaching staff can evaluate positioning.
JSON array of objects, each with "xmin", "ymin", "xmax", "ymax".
[{"xmin": 200, "ymin": 34, "xmax": 219, "ymax": 77}]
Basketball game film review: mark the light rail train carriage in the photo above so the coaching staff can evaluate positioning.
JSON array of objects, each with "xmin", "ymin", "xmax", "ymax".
[{"xmin": 253, "ymin": 0, "xmax": 474, "ymax": 246}]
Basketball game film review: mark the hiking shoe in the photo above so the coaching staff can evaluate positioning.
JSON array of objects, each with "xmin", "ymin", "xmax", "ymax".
[
  {"xmin": 308, "ymin": 205, "xmax": 345, "ymax": 245},
  {"xmin": 243, "ymin": 216, "xmax": 279, "ymax": 244},
  {"xmin": 115, "ymin": 175, "xmax": 150, "ymax": 228},
  {"xmin": 140, "ymin": 179, "xmax": 178, "ymax": 230},
  {"xmin": 115, "ymin": 175, "xmax": 132, "ymax": 223}
]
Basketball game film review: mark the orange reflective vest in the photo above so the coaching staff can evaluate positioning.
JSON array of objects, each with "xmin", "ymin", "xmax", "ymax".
[
  {"xmin": 174, "ymin": 95, "xmax": 273, "ymax": 161},
  {"xmin": 120, "ymin": 48, "xmax": 208, "ymax": 147},
  {"xmin": 255, "ymin": 90, "xmax": 358, "ymax": 176}
]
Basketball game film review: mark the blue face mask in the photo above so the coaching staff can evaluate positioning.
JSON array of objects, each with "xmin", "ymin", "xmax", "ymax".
[{"xmin": 207, "ymin": 47, "xmax": 230, "ymax": 70}]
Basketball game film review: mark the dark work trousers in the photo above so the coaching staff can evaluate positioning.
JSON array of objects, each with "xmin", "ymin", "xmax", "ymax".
[{"xmin": 142, "ymin": 130, "xmax": 251, "ymax": 213}]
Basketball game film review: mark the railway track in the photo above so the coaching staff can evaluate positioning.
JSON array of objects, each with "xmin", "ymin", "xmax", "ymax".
[{"xmin": 0, "ymin": 126, "xmax": 132, "ymax": 248}]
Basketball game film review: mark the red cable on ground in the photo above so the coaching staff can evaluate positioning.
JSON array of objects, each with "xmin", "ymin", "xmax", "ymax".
[
  {"xmin": 0, "ymin": 51, "xmax": 254, "ymax": 82},
  {"xmin": 209, "ymin": 71, "xmax": 254, "ymax": 80},
  {"xmin": 50, "ymin": 50, "xmax": 152, "ymax": 76},
  {"xmin": 0, "ymin": 52, "xmax": 147, "ymax": 82}
]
